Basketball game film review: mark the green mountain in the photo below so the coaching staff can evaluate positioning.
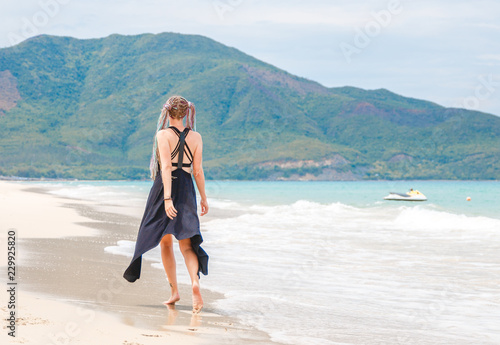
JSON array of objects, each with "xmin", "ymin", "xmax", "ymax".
[{"xmin": 0, "ymin": 33, "xmax": 499, "ymax": 180}]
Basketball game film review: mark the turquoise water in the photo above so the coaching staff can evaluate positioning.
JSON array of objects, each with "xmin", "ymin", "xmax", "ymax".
[
  {"xmin": 204, "ymin": 180, "xmax": 500, "ymax": 218},
  {"xmin": 33, "ymin": 180, "xmax": 500, "ymax": 219}
]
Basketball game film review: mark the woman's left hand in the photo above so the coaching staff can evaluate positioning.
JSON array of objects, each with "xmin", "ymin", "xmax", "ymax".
[
  {"xmin": 200, "ymin": 198, "xmax": 209, "ymax": 216},
  {"xmin": 164, "ymin": 199, "xmax": 177, "ymax": 219}
]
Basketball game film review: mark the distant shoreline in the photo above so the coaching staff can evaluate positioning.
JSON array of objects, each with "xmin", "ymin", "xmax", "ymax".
[{"xmin": 2, "ymin": 175, "xmax": 498, "ymax": 182}]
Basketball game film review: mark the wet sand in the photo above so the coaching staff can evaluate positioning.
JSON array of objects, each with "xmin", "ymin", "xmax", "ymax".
[{"xmin": 0, "ymin": 181, "xmax": 278, "ymax": 345}]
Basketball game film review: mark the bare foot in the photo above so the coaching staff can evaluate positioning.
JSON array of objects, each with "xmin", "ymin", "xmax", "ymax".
[
  {"xmin": 192, "ymin": 282, "xmax": 203, "ymax": 313},
  {"xmin": 163, "ymin": 292, "xmax": 180, "ymax": 305}
]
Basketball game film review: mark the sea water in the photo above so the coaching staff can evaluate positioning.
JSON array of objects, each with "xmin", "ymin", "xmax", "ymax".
[{"xmin": 31, "ymin": 180, "xmax": 500, "ymax": 345}]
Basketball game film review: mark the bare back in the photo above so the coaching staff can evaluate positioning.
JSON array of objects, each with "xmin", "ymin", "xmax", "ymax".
[{"xmin": 157, "ymin": 126, "xmax": 202, "ymax": 174}]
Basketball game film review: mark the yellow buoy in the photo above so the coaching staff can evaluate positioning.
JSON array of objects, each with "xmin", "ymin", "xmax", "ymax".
[{"xmin": 466, "ymin": 197, "xmax": 471, "ymax": 201}]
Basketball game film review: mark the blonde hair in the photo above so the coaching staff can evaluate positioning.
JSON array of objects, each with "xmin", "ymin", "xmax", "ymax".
[{"xmin": 149, "ymin": 95, "xmax": 196, "ymax": 180}]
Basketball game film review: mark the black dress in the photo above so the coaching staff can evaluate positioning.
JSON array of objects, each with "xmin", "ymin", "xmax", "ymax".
[{"xmin": 123, "ymin": 126, "xmax": 209, "ymax": 283}]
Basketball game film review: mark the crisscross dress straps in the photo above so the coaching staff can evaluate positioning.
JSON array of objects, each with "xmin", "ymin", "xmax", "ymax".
[
  {"xmin": 177, "ymin": 130, "xmax": 186, "ymax": 170},
  {"xmin": 168, "ymin": 127, "xmax": 193, "ymax": 168}
]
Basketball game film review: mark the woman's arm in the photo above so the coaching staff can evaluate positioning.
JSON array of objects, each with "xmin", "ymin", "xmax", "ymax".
[
  {"xmin": 192, "ymin": 134, "xmax": 209, "ymax": 216},
  {"xmin": 156, "ymin": 130, "xmax": 177, "ymax": 219}
]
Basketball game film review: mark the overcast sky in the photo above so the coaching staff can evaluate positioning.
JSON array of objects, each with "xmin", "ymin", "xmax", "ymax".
[{"xmin": 1, "ymin": 0, "xmax": 499, "ymax": 116}]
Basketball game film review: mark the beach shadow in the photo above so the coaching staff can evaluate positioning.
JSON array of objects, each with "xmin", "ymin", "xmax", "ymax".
[{"xmin": 137, "ymin": 304, "xmax": 173, "ymax": 309}]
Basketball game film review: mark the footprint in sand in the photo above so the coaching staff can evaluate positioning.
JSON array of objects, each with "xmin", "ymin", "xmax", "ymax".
[{"xmin": 16, "ymin": 316, "xmax": 50, "ymax": 326}]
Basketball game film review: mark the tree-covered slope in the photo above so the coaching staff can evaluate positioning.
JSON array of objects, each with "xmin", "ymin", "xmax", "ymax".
[{"xmin": 0, "ymin": 33, "xmax": 499, "ymax": 180}]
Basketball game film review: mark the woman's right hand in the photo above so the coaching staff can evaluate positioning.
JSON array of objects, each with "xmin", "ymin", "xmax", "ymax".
[
  {"xmin": 164, "ymin": 199, "xmax": 177, "ymax": 220},
  {"xmin": 200, "ymin": 198, "xmax": 209, "ymax": 216}
]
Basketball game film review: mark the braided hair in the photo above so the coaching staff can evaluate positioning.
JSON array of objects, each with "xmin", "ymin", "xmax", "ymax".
[{"xmin": 149, "ymin": 95, "xmax": 196, "ymax": 180}]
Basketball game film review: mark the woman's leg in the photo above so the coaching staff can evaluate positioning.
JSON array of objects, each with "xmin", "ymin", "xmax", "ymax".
[
  {"xmin": 160, "ymin": 234, "xmax": 180, "ymax": 304},
  {"xmin": 179, "ymin": 238, "xmax": 203, "ymax": 313}
]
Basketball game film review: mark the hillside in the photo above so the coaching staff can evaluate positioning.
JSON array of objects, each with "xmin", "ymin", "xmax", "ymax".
[{"xmin": 0, "ymin": 33, "xmax": 499, "ymax": 180}]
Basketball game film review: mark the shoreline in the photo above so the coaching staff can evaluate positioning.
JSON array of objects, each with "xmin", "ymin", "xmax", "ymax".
[
  {"xmin": 2, "ymin": 175, "xmax": 499, "ymax": 183},
  {"xmin": 0, "ymin": 180, "xmax": 278, "ymax": 344}
]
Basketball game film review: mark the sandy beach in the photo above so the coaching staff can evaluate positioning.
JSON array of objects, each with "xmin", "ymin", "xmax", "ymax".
[{"xmin": 0, "ymin": 180, "xmax": 277, "ymax": 345}]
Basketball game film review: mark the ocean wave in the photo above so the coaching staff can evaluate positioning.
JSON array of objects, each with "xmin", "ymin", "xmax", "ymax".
[
  {"xmin": 104, "ymin": 240, "xmax": 136, "ymax": 258},
  {"xmin": 207, "ymin": 198, "xmax": 244, "ymax": 210},
  {"xmin": 104, "ymin": 196, "xmax": 500, "ymax": 345},
  {"xmin": 30, "ymin": 182, "xmax": 148, "ymax": 208},
  {"xmin": 205, "ymin": 200, "xmax": 500, "ymax": 234},
  {"xmin": 392, "ymin": 206, "xmax": 500, "ymax": 233},
  {"xmin": 104, "ymin": 240, "xmax": 165, "ymax": 261}
]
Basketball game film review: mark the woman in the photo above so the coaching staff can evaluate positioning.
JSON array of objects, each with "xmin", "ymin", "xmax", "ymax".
[{"xmin": 123, "ymin": 95, "xmax": 209, "ymax": 313}]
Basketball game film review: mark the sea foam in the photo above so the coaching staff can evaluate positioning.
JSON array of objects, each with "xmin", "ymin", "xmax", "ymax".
[{"xmin": 106, "ymin": 198, "xmax": 500, "ymax": 345}]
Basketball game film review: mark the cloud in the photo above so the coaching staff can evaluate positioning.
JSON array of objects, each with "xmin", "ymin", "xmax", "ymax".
[
  {"xmin": 478, "ymin": 54, "xmax": 500, "ymax": 61},
  {"xmin": 0, "ymin": 0, "xmax": 499, "ymax": 115}
]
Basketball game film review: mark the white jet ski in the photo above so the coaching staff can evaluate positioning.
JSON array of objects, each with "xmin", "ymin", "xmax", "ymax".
[{"xmin": 384, "ymin": 189, "xmax": 427, "ymax": 201}]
